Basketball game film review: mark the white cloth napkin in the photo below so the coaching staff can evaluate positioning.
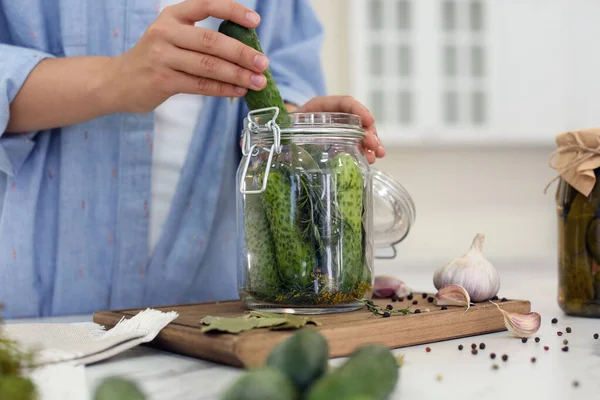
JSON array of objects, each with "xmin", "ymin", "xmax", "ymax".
[{"xmin": 3, "ymin": 308, "xmax": 179, "ymax": 400}]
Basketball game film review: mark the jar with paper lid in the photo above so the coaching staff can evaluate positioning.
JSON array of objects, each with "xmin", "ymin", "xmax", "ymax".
[
  {"xmin": 236, "ymin": 107, "xmax": 415, "ymax": 314},
  {"xmin": 550, "ymin": 128, "xmax": 600, "ymax": 318}
]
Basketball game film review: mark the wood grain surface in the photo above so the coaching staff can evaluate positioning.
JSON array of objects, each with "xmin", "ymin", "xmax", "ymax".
[{"xmin": 93, "ymin": 294, "xmax": 530, "ymax": 368}]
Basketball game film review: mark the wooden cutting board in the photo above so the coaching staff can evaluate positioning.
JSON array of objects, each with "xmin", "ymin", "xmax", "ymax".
[{"xmin": 93, "ymin": 294, "xmax": 530, "ymax": 368}]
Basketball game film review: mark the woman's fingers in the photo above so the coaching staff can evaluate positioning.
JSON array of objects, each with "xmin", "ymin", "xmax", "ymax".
[
  {"xmin": 170, "ymin": 70, "xmax": 248, "ymax": 97},
  {"xmin": 166, "ymin": 47, "xmax": 267, "ymax": 90},
  {"xmin": 168, "ymin": 25, "xmax": 269, "ymax": 74},
  {"xmin": 165, "ymin": 0, "xmax": 260, "ymax": 27},
  {"xmin": 299, "ymin": 95, "xmax": 376, "ymax": 128}
]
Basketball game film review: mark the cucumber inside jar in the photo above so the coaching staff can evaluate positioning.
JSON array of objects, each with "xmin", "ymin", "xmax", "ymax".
[{"xmin": 243, "ymin": 150, "xmax": 372, "ymax": 306}]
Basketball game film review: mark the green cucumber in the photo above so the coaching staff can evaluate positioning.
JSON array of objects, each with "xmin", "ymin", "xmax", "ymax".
[
  {"xmin": 265, "ymin": 328, "xmax": 329, "ymax": 393},
  {"xmin": 220, "ymin": 367, "xmax": 299, "ymax": 400},
  {"xmin": 329, "ymin": 153, "xmax": 365, "ymax": 293},
  {"xmin": 262, "ymin": 164, "xmax": 317, "ymax": 287},
  {"xmin": 94, "ymin": 377, "xmax": 146, "ymax": 400},
  {"xmin": 243, "ymin": 188, "xmax": 279, "ymax": 295},
  {"xmin": 305, "ymin": 344, "xmax": 399, "ymax": 400},
  {"xmin": 218, "ymin": 20, "xmax": 291, "ymax": 125}
]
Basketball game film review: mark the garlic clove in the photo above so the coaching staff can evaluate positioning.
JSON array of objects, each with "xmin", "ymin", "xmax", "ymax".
[
  {"xmin": 433, "ymin": 233, "xmax": 500, "ymax": 302},
  {"xmin": 490, "ymin": 301, "xmax": 541, "ymax": 338},
  {"xmin": 373, "ymin": 275, "xmax": 411, "ymax": 298},
  {"xmin": 434, "ymin": 284, "xmax": 473, "ymax": 312}
]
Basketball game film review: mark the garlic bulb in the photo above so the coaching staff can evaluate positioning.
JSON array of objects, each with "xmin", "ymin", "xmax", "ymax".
[{"xmin": 433, "ymin": 233, "xmax": 500, "ymax": 302}]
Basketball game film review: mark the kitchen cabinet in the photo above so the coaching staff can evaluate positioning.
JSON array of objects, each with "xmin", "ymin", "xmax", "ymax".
[{"xmin": 348, "ymin": 0, "xmax": 600, "ymax": 146}]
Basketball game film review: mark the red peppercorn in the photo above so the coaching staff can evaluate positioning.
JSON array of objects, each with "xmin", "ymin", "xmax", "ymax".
[
  {"xmin": 471, "ymin": 349, "xmax": 478, "ymax": 355},
  {"xmin": 544, "ymin": 346, "xmax": 549, "ymax": 351},
  {"xmin": 426, "ymin": 347, "xmax": 431, "ymax": 352},
  {"xmin": 531, "ymin": 357, "xmax": 536, "ymax": 363},
  {"xmin": 557, "ymin": 331, "xmax": 563, "ymax": 336},
  {"xmin": 490, "ymin": 353, "xmax": 496, "ymax": 359}
]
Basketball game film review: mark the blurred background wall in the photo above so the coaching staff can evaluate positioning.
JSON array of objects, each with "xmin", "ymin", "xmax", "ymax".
[{"xmin": 308, "ymin": 0, "xmax": 600, "ymax": 269}]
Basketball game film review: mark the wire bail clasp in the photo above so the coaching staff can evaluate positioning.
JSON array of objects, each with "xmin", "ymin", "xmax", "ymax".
[{"xmin": 239, "ymin": 107, "xmax": 282, "ymax": 195}]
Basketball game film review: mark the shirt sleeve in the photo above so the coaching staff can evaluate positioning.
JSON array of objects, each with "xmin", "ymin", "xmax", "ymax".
[
  {"xmin": 257, "ymin": 0, "xmax": 328, "ymax": 108},
  {"xmin": 0, "ymin": 44, "xmax": 55, "ymax": 176}
]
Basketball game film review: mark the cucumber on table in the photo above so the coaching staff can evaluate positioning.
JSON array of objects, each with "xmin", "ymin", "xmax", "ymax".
[
  {"xmin": 220, "ymin": 367, "xmax": 299, "ymax": 400},
  {"xmin": 265, "ymin": 328, "xmax": 329, "ymax": 393},
  {"xmin": 305, "ymin": 344, "xmax": 399, "ymax": 400}
]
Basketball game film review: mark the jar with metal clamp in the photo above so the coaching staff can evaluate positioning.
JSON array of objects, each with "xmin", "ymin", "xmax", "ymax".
[{"xmin": 236, "ymin": 107, "xmax": 415, "ymax": 314}]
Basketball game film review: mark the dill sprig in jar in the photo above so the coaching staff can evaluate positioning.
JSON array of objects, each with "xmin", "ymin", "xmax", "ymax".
[
  {"xmin": 236, "ymin": 107, "xmax": 415, "ymax": 314},
  {"xmin": 549, "ymin": 128, "xmax": 600, "ymax": 318}
]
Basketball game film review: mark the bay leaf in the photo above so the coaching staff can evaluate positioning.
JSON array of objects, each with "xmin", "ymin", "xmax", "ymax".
[
  {"xmin": 269, "ymin": 315, "xmax": 322, "ymax": 330},
  {"xmin": 200, "ymin": 313, "xmax": 322, "ymax": 334},
  {"xmin": 200, "ymin": 317, "xmax": 260, "ymax": 333}
]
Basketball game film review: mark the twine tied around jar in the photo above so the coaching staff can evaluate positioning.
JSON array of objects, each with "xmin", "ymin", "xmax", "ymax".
[{"xmin": 544, "ymin": 128, "xmax": 600, "ymax": 196}]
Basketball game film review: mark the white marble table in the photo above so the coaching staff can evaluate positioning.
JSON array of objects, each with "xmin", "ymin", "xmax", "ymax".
[{"xmin": 7, "ymin": 259, "xmax": 600, "ymax": 400}]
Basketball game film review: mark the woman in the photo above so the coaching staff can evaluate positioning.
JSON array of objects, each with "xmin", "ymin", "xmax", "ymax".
[{"xmin": 0, "ymin": 0, "xmax": 385, "ymax": 318}]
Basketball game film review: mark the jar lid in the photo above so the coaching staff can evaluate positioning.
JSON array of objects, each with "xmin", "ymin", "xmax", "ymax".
[
  {"xmin": 372, "ymin": 169, "xmax": 416, "ymax": 249},
  {"xmin": 549, "ymin": 128, "xmax": 600, "ymax": 196},
  {"xmin": 245, "ymin": 110, "xmax": 365, "ymax": 139}
]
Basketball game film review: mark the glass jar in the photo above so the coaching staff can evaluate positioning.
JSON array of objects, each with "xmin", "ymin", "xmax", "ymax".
[
  {"xmin": 236, "ymin": 107, "xmax": 415, "ymax": 314},
  {"xmin": 556, "ymin": 175, "xmax": 600, "ymax": 318}
]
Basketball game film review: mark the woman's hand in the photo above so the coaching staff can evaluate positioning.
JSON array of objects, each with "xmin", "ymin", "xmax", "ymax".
[
  {"xmin": 297, "ymin": 96, "xmax": 385, "ymax": 164},
  {"xmin": 107, "ymin": 0, "xmax": 269, "ymax": 114}
]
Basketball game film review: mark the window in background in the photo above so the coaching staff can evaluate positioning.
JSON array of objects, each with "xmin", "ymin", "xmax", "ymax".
[
  {"xmin": 441, "ymin": 0, "xmax": 487, "ymax": 126},
  {"xmin": 349, "ymin": 0, "xmax": 491, "ymax": 144},
  {"xmin": 363, "ymin": 0, "xmax": 414, "ymax": 126}
]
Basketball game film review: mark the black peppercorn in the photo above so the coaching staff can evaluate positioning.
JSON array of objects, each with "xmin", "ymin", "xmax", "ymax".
[
  {"xmin": 471, "ymin": 343, "xmax": 477, "ymax": 349},
  {"xmin": 386, "ymin": 304, "xmax": 393, "ymax": 310},
  {"xmin": 551, "ymin": 318, "xmax": 558, "ymax": 324},
  {"xmin": 501, "ymin": 297, "xmax": 508, "ymax": 302},
  {"xmin": 398, "ymin": 297, "xmax": 404, "ymax": 302},
  {"xmin": 412, "ymin": 300, "xmax": 418, "ymax": 305},
  {"xmin": 427, "ymin": 297, "xmax": 434, "ymax": 303},
  {"xmin": 490, "ymin": 353, "xmax": 496, "ymax": 359},
  {"xmin": 422, "ymin": 293, "xmax": 428, "ymax": 299},
  {"xmin": 441, "ymin": 306, "xmax": 448, "ymax": 310},
  {"xmin": 391, "ymin": 294, "xmax": 398, "ymax": 302},
  {"xmin": 535, "ymin": 337, "xmax": 540, "ymax": 343},
  {"xmin": 479, "ymin": 343, "xmax": 486, "ymax": 350},
  {"xmin": 531, "ymin": 357, "xmax": 536, "ymax": 363},
  {"xmin": 383, "ymin": 312, "xmax": 391, "ymax": 318},
  {"xmin": 414, "ymin": 309, "xmax": 421, "ymax": 314},
  {"xmin": 492, "ymin": 295, "xmax": 499, "ymax": 300},
  {"xmin": 407, "ymin": 293, "xmax": 413, "ymax": 300},
  {"xmin": 458, "ymin": 344, "xmax": 464, "ymax": 350},
  {"xmin": 572, "ymin": 380, "xmax": 579, "ymax": 388},
  {"xmin": 594, "ymin": 333, "xmax": 599, "ymax": 339},
  {"xmin": 566, "ymin": 327, "xmax": 572, "ymax": 333},
  {"xmin": 501, "ymin": 354, "xmax": 508, "ymax": 361},
  {"xmin": 471, "ymin": 349, "xmax": 478, "ymax": 355},
  {"xmin": 562, "ymin": 346, "xmax": 569, "ymax": 352},
  {"xmin": 521, "ymin": 338, "xmax": 528, "ymax": 343}
]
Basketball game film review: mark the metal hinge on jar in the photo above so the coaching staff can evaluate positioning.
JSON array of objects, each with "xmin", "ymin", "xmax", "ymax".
[{"xmin": 239, "ymin": 107, "xmax": 282, "ymax": 195}]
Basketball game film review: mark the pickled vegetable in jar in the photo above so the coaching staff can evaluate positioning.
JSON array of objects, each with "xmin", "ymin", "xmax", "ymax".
[
  {"xmin": 236, "ymin": 108, "xmax": 415, "ymax": 314},
  {"xmin": 550, "ymin": 128, "xmax": 600, "ymax": 318}
]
